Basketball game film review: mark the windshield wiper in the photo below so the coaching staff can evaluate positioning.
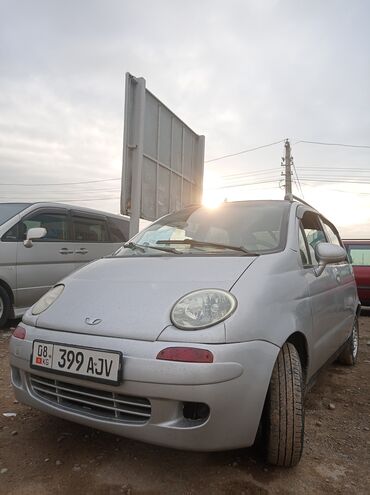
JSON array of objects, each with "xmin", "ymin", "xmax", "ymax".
[
  {"xmin": 144, "ymin": 244, "xmax": 180, "ymax": 254},
  {"xmin": 124, "ymin": 241, "xmax": 179, "ymax": 255},
  {"xmin": 124, "ymin": 241, "xmax": 146, "ymax": 253},
  {"xmin": 156, "ymin": 239, "xmax": 259, "ymax": 256}
]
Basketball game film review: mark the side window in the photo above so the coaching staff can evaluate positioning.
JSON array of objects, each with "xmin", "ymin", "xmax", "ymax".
[
  {"xmin": 21, "ymin": 212, "xmax": 69, "ymax": 241},
  {"xmin": 72, "ymin": 215, "xmax": 108, "ymax": 242},
  {"xmin": 321, "ymin": 219, "xmax": 341, "ymax": 246},
  {"xmin": 301, "ymin": 211, "xmax": 326, "ymax": 265},
  {"xmin": 2, "ymin": 224, "xmax": 19, "ymax": 242},
  {"xmin": 108, "ymin": 218, "xmax": 129, "ymax": 243},
  {"xmin": 346, "ymin": 244, "xmax": 370, "ymax": 266},
  {"xmin": 298, "ymin": 224, "xmax": 311, "ymax": 266}
]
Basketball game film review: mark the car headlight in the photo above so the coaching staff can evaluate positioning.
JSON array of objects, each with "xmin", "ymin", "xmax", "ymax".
[
  {"xmin": 32, "ymin": 285, "xmax": 64, "ymax": 315},
  {"xmin": 171, "ymin": 289, "xmax": 237, "ymax": 330}
]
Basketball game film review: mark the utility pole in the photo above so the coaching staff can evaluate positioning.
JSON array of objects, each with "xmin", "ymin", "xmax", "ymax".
[{"xmin": 282, "ymin": 139, "xmax": 293, "ymax": 201}]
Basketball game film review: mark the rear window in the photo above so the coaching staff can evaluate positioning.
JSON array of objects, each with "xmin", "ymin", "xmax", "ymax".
[
  {"xmin": 108, "ymin": 217, "xmax": 129, "ymax": 243},
  {"xmin": 0, "ymin": 203, "xmax": 30, "ymax": 226},
  {"xmin": 346, "ymin": 244, "xmax": 370, "ymax": 266},
  {"xmin": 72, "ymin": 215, "xmax": 108, "ymax": 242}
]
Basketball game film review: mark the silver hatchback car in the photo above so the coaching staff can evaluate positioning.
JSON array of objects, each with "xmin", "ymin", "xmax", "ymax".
[{"xmin": 9, "ymin": 199, "xmax": 360, "ymax": 467}]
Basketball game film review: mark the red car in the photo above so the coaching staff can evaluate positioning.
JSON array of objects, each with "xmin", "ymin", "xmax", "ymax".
[{"xmin": 343, "ymin": 240, "xmax": 370, "ymax": 307}]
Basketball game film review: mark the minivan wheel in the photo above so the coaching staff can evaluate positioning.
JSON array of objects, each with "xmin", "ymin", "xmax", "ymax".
[
  {"xmin": 0, "ymin": 286, "xmax": 11, "ymax": 329},
  {"xmin": 264, "ymin": 342, "xmax": 304, "ymax": 467},
  {"xmin": 337, "ymin": 317, "xmax": 359, "ymax": 366}
]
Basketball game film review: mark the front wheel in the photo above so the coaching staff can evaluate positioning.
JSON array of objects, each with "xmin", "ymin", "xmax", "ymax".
[
  {"xmin": 0, "ymin": 286, "xmax": 11, "ymax": 329},
  {"xmin": 337, "ymin": 317, "xmax": 359, "ymax": 366},
  {"xmin": 264, "ymin": 342, "xmax": 305, "ymax": 467}
]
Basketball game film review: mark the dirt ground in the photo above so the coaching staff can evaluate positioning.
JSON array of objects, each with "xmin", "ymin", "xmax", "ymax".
[{"xmin": 0, "ymin": 315, "xmax": 369, "ymax": 495}]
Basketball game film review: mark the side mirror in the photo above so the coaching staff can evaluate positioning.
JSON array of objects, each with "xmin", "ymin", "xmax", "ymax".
[
  {"xmin": 23, "ymin": 227, "xmax": 47, "ymax": 248},
  {"xmin": 314, "ymin": 242, "xmax": 347, "ymax": 277}
]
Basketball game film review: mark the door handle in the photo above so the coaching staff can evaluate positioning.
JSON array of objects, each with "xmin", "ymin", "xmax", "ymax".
[
  {"xmin": 59, "ymin": 248, "xmax": 73, "ymax": 255},
  {"xmin": 75, "ymin": 248, "xmax": 88, "ymax": 255}
]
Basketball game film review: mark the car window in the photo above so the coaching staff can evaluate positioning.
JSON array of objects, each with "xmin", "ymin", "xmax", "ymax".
[
  {"xmin": 346, "ymin": 244, "xmax": 370, "ymax": 266},
  {"xmin": 72, "ymin": 215, "xmax": 108, "ymax": 242},
  {"xmin": 2, "ymin": 224, "xmax": 19, "ymax": 242},
  {"xmin": 301, "ymin": 211, "xmax": 326, "ymax": 265},
  {"xmin": 22, "ymin": 212, "xmax": 69, "ymax": 241},
  {"xmin": 108, "ymin": 217, "xmax": 129, "ymax": 243},
  {"xmin": 298, "ymin": 224, "xmax": 311, "ymax": 266},
  {"xmin": 321, "ymin": 219, "xmax": 341, "ymax": 246}
]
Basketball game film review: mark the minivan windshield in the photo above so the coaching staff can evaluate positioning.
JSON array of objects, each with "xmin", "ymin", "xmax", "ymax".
[
  {"xmin": 0, "ymin": 203, "xmax": 30, "ymax": 226},
  {"xmin": 114, "ymin": 201, "xmax": 290, "ymax": 257}
]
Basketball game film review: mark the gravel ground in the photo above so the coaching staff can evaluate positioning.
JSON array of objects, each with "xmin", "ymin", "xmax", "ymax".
[{"xmin": 0, "ymin": 314, "xmax": 369, "ymax": 495}]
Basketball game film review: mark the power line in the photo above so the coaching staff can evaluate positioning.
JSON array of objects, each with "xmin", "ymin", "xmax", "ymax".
[
  {"xmin": 295, "ymin": 140, "xmax": 370, "ymax": 149},
  {"xmin": 0, "ymin": 197, "xmax": 121, "ymax": 203},
  {"xmin": 292, "ymin": 162, "xmax": 304, "ymax": 198},
  {"xmin": 298, "ymin": 178, "xmax": 370, "ymax": 184},
  {"xmin": 204, "ymin": 139, "xmax": 285, "ymax": 163},
  {"xmin": 218, "ymin": 167, "xmax": 279, "ymax": 179},
  {"xmin": 211, "ymin": 178, "xmax": 281, "ymax": 190},
  {"xmin": 0, "ymin": 178, "xmax": 121, "ymax": 187}
]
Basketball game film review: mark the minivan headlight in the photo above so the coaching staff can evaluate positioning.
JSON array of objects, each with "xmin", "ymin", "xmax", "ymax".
[
  {"xmin": 32, "ymin": 285, "xmax": 64, "ymax": 315},
  {"xmin": 171, "ymin": 289, "xmax": 237, "ymax": 330}
]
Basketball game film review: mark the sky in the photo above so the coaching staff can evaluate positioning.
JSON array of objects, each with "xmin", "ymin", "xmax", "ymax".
[{"xmin": 0, "ymin": 0, "xmax": 370, "ymax": 237}]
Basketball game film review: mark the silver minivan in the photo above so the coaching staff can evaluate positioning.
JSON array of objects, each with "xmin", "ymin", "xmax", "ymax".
[
  {"xmin": 9, "ymin": 199, "xmax": 360, "ymax": 467},
  {"xmin": 0, "ymin": 202, "xmax": 129, "ymax": 327}
]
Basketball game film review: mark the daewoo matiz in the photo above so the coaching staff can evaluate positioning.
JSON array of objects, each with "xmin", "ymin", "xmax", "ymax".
[{"xmin": 9, "ymin": 200, "xmax": 360, "ymax": 467}]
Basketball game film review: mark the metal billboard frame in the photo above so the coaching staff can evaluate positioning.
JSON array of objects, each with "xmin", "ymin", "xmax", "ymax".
[{"xmin": 121, "ymin": 73, "xmax": 205, "ymax": 237}]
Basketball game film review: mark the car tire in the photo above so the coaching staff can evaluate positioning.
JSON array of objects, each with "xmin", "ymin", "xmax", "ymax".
[
  {"xmin": 264, "ymin": 342, "xmax": 304, "ymax": 467},
  {"xmin": 0, "ymin": 286, "xmax": 11, "ymax": 329},
  {"xmin": 337, "ymin": 317, "xmax": 359, "ymax": 366}
]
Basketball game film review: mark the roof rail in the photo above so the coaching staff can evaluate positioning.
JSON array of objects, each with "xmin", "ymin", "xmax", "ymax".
[{"xmin": 292, "ymin": 195, "xmax": 318, "ymax": 211}]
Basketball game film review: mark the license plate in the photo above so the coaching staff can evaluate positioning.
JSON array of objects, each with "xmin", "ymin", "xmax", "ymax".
[{"xmin": 31, "ymin": 341, "xmax": 122, "ymax": 385}]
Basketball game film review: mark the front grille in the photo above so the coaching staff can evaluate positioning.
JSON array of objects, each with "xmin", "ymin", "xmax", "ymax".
[{"xmin": 29, "ymin": 374, "xmax": 151, "ymax": 424}]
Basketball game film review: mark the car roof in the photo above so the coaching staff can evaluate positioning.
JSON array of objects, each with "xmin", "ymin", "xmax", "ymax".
[
  {"xmin": 342, "ymin": 239, "xmax": 370, "ymax": 243},
  {"xmin": 0, "ymin": 201, "xmax": 125, "ymax": 220}
]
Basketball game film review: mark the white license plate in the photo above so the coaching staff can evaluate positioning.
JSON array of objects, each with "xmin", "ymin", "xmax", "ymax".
[{"xmin": 31, "ymin": 341, "xmax": 122, "ymax": 385}]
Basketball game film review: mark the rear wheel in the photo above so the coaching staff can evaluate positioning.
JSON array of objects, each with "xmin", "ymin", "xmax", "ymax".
[
  {"xmin": 0, "ymin": 286, "xmax": 11, "ymax": 329},
  {"xmin": 264, "ymin": 342, "xmax": 304, "ymax": 467},
  {"xmin": 337, "ymin": 316, "xmax": 359, "ymax": 366}
]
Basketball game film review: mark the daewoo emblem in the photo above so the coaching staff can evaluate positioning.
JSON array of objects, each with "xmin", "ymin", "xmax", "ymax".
[{"xmin": 85, "ymin": 318, "xmax": 102, "ymax": 326}]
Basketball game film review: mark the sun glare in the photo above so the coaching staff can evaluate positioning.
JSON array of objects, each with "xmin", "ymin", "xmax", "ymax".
[{"xmin": 202, "ymin": 190, "xmax": 224, "ymax": 208}]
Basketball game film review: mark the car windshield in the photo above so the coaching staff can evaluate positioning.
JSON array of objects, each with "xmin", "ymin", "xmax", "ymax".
[
  {"xmin": 113, "ymin": 201, "xmax": 290, "ymax": 257},
  {"xmin": 0, "ymin": 203, "xmax": 30, "ymax": 226}
]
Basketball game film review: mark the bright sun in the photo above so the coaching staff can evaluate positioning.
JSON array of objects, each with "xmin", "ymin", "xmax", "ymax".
[{"xmin": 202, "ymin": 190, "xmax": 224, "ymax": 208}]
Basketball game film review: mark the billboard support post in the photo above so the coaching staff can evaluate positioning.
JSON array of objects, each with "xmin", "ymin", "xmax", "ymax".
[{"xmin": 121, "ymin": 74, "xmax": 146, "ymax": 237}]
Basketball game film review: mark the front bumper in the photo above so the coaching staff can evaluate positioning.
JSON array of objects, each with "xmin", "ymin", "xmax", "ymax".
[{"xmin": 9, "ymin": 324, "xmax": 279, "ymax": 452}]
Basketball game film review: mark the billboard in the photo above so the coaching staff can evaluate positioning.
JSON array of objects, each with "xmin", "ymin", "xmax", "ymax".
[{"xmin": 121, "ymin": 73, "xmax": 205, "ymax": 236}]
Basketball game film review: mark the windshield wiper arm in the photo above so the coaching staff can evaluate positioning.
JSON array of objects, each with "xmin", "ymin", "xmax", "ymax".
[
  {"xmin": 156, "ymin": 239, "xmax": 259, "ymax": 256},
  {"xmin": 144, "ymin": 244, "xmax": 180, "ymax": 254},
  {"xmin": 124, "ymin": 241, "xmax": 179, "ymax": 255},
  {"xmin": 124, "ymin": 241, "xmax": 146, "ymax": 253}
]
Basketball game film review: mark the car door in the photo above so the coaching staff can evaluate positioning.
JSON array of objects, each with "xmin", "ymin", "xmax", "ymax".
[
  {"xmin": 321, "ymin": 217, "xmax": 357, "ymax": 344},
  {"xmin": 71, "ymin": 211, "xmax": 113, "ymax": 271},
  {"xmin": 15, "ymin": 207, "xmax": 75, "ymax": 309},
  {"xmin": 298, "ymin": 210, "xmax": 341, "ymax": 373}
]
